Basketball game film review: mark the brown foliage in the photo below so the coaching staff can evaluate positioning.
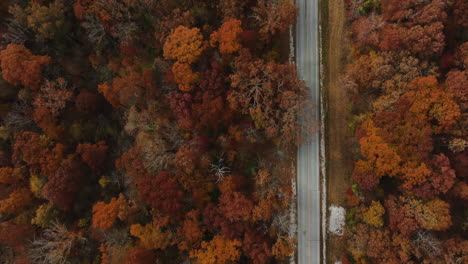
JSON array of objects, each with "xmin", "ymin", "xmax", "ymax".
[
  {"xmin": 120, "ymin": 246, "xmax": 156, "ymax": 264},
  {"xmin": 219, "ymin": 190, "xmax": 253, "ymax": 223},
  {"xmin": 136, "ymin": 171, "xmax": 184, "ymax": 217},
  {"xmin": 98, "ymin": 71, "xmax": 145, "ymax": 108},
  {"xmin": 253, "ymin": 0, "xmax": 298, "ymax": 39},
  {"xmin": 0, "ymin": 187, "xmax": 33, "ymax": 216},
  {"xmin": 74, "ymin": 90, "xmax": 100, "ymax": 115},
  {"xmin": 228, "ymin": 50, "xmax": 308, "ymax": 145},
  {"xmin": 42, "ymin": 155, "xmax": 88, "ymax": 211},
  {"xmin": 12, "ymin": 131, "xmax": 65, "ymax": 178},
  {"xmin": 32, "ymin": 107, "xmax": 65, "ymax": 141},
  {"xmin": 178, "ymin": 209, "xmax": 204, "ymax": 251},
  {"xmin": 76, "ymin": 141, "xmax": 108, "ymax": 175}
]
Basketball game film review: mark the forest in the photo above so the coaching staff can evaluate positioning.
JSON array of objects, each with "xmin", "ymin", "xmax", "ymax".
[
  {"xmin": 342, "ymin": 0, "xmax": 467, "ymax": 263},
  {"xmin": 0, "ymin": 0, "xmax": 308, "ymax": 263}
]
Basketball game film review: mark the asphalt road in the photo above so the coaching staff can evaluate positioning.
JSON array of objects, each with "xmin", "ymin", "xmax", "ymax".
[{"xmin": 295, "ymin": 0, "xmax": 321, "ymax": 263}]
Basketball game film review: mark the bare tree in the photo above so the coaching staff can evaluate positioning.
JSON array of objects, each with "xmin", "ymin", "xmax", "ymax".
[
  {"xmin": 210, "ymin": 153, "xmax": 231, "ymax": 183},
  {"xmin": 2, "ymin": 18, "xmax": 29, "ymax": 45},
  {"xmin": 112, "ymin": 22, "xmax": 138, "ymax": 42},
  {"xmin": 81, "ymin": 16, "xmax": 108, "ymax": 49},
  {"xmin": 29, "ymin": 222, "xmax": 86, "ymax": 264},
  {"xmin": 272, "ymin": 210, "xmax": 290, "ymax": 236},
  {"xmin": 413, "ymin": 231, "xmax": 442, "ymax": 258},
  {"xmin": 3, "ymin": 102, "xmax": 34, "ymax": 132}
]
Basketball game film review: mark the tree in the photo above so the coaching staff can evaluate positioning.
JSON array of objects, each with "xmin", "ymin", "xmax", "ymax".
[
  {"xmin": 0, "ymin": 221, "xmax": 35, "ymax": 259},
  {"xmin": 33, "ymin": 78, "xmax": 73, "ymax": 117},
  {"xmin": 190, "ymin": 235, "xmax": 242, "ymax": 264},
  {"xmin": 42, "ymin": 155, "xmax": 88, "ymax": 211},
  {"xmin": 443, "ymin": 237, "xmax": 468, "ymax": 264},
  {"xmin": 33, "ymin": 106, "xmax": 66, "ymax": 141},
  {"xmin": 76, "ymin": 141, "xmax": 108, "ymax": 175},
  {"xmin": 74, "ymin": 90, "xmax": 100, "ymax": 115},
  {"xmin": 445, "ymin": 69, "xmax": 467, "ymax": 112},
  {"xmin": 120, "ymin": 246, "xmax": 157, "ymax": 264},
  {"xmin": 381, "ymin": 0, "xmax": 447, "ymax": 25},
  {"xmin": 155, "ymin": 8, "xmax": 194, "ymax": 45},
  {"xmin": 168, "ymin": 91, "xmax": 194, "ymax": 130},
  {"xmin": 0, "ymin": 187, "xmax": 33, "ymax": 217},
  {"xmin": 413, "ymin": 231, "xmax": 442, "ymax": 258},
  {"xmin": 12, "ymin": 131, "xmax": 65, "ymax": 178},
  {"xmin": 130, "ymin": 217, "xmax": 174, "ymax": 250},
  {"xmin": 415, "ymin": 198, "xmax": 451, "ymax": 231},
  {"xmin": 177, "ymin": 209, "xmax": 203, "ymax": 251},
  {"xmin": 385, "ymin": 195, "xmax": 452, "ymax": 235},
  {"xmin": 171, "ymin": 62, "xmax": 198, "ymax": 92},
  {"xmin": 228, "ymin": 50, "xmax": 307, "ymax": 145},
  {"xmin": 252, "ymin": 0, "xmax": 298, "ymax": 39},
  {"xmin": 24, "ymin": 0, "xmax": 67, "ymax": 41},
  {"xmin": 0, "ymin": 44, "xmax": 51, "ymax": 90},
  {"xmin": 191, "ymin": 62, "xmax": 230, "ymax": 130},
  {"xmin": 272, "ymin": 237, "xmax": 294, "ymax": 260},
  {"xmin": 210, "ymin": 19, "xmax": 243, "ymax": 55},
  {"xmin": 92, "ymin": 194, "xmax": 128, "ymax": 230},
  {"xmin": 163, "ymin": 26, "xmax": 204, "ymax": 64},
  {"xmin": 32, "ymin": 203, "xmax": 58, "ymax": 228},
  {"xmin": 251, "ymin": 197, "xmax": 274, "ymax": 222},
  {"xmin": 362, "ymin": 201, "xmax": 385, "ymax": 227},
  {"xmin": 351, "ymin": 15, "xmax": 383, "ymax": 48},
  {"xmin": 379, "ymin": 0, "xmax": 447, "ymax": 57},
  {"xmin": 136, "ymin": 171, "xmax": 184, "ymax": 217},
  {"xmin": 385, "ymin": 195, "xmax": 421, "ymax": 235},
  {"xmin": 243, "ymin": 229, "xmax": 272, "ymax": 264},
  {"xmin": 411, "ymin": 154, "xmax": 456, "ymax": 199},
  {"xmin": 0, "ymin": 166, "xmax": 26, "ymax": 185},
  {"xmin": 405, "ymin": 75, "xmax": 461, "ymax": 133},
  {"xmin": 353, "ymin": 119, "xmax": 401, "ymax": 190},
  {"xmin": 203, "ymin": 202, "xmax": 245, "ymax": 239},
  {"xmin": 29, "ymin": 222, "xmax": 86, "ymax": 264},
  {"xmin": 218, "ymin": 191, "xmax": 253, "ymax": 222},
  {"xmin": 98, "ymin": 71, "xmax": 145, "ymax": 108},
  {"xmin": 453, "ymin": 0, "xmax": 468, "ymax": 27},
  {"xmin": 217, "ymin": 0, "xmax": 246, "ymax": 21},
  {"xmin": 348, "ymin": 223, "xmax": 370, "ymax": 261}
]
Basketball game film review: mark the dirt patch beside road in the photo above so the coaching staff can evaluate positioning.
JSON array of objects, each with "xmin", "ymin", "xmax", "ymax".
[{"xmin": 321, "ymin": 0, "xmax": 353, "ymax": 262}]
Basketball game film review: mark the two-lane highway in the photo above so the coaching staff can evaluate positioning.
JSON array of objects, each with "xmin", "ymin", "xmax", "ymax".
[{"xmin": 295, "ymin": 0, "xmax": 321, "ymax": 263}]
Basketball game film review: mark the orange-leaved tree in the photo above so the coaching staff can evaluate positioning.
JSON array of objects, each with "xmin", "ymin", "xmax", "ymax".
[
  {"xmin": 130, "ymin": 216, "xmax": 174, "ymax": 250},
  {"xmin": 210, "ymin": 19, "xmax": 243, "ymax": 55},
  {"xmin": 92, "ymin": 194, "xmax": 129, "ymax": 230},
  {"xmin": 0, "ymin": 187, "xmax": 33, "ymax": 217},
  {"xmin": 190, "ymin": 235, "xmax": 242, "ymax": 264},
  {"xmin": 163, "ymin": 26, "xmax": 204, "ymax": 64},
  {"xmin": 172, "ymin": 62, "xmax": 199, "ymax": 92},
  {"xmin": 0, "ymin": 44, "xmax": 51, "ymax": 90}
]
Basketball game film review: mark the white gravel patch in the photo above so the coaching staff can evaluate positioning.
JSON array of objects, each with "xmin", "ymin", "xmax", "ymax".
[{"xmin": 328, "ymin": 205, "xmax": 345, "ymax": 236}]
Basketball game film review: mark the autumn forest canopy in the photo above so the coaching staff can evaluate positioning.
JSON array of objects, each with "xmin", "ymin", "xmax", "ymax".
[
  {"xmin": 0, "ymin": 0, "xmax": 307, "ymax": 263},
  {"xmin": 342, "ymin": 0, "xmax": 467, "ymax": 263}
]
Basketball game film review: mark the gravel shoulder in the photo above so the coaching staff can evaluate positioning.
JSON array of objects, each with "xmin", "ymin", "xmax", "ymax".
[{"xmin": 321, "ymin": 0, "xmax": 354, "ymax": 262}]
